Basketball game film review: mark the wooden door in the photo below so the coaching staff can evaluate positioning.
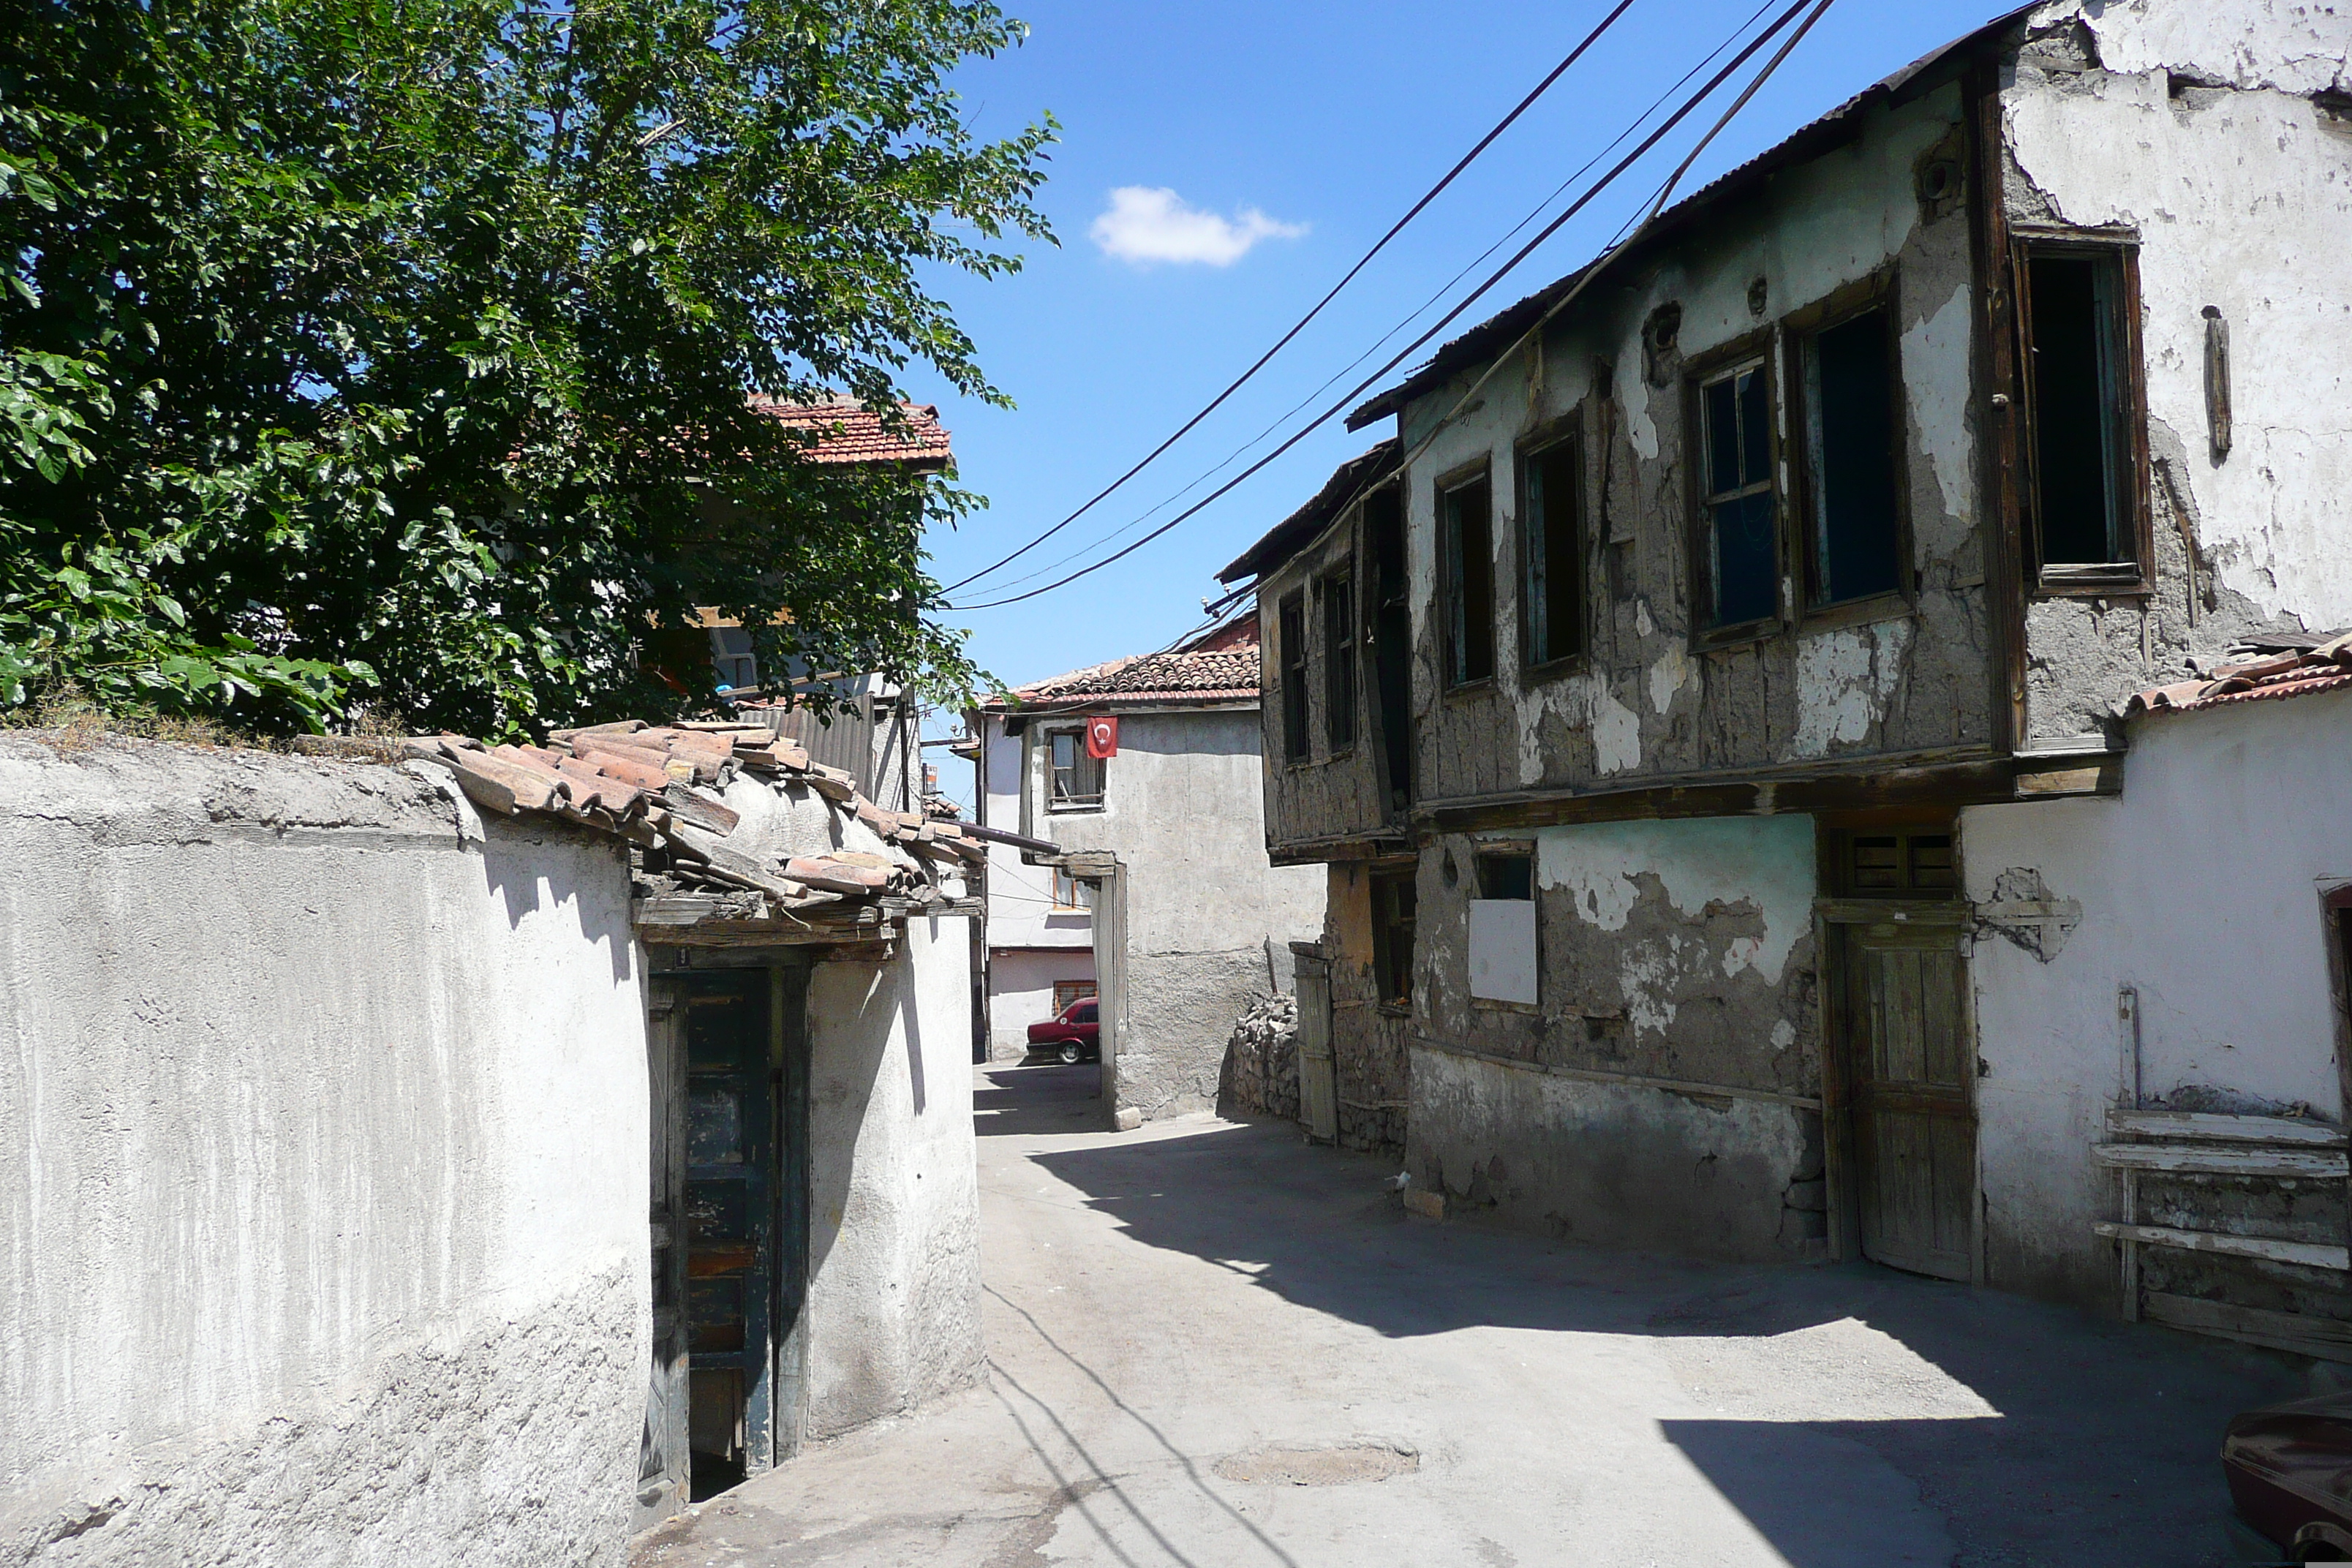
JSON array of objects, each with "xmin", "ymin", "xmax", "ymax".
[
  {"xmin": 1845, "ymin": 920, "xmax": 1975, "ymax": 1281},
  {"xmin": 681, "ymin": 973, "xmax": 777, "ymax": 1482},
  {"xmin": 1297, "ymin": 952, "xmax": 1337, "ymax": 1143}
]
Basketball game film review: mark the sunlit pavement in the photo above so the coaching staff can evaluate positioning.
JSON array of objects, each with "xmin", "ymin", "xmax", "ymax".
[{"xmin": 633, "ymin": 1060, "xmax": 2299, "ymax": 1567}]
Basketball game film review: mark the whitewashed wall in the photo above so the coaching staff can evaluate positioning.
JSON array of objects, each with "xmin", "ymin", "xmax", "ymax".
[
  {"xmin": 0, "ymin": 740, "xmax": 647, "ymax": 1568},
  {"xmin": 803, "ymin": 916, "xmax": 981, "ymax": 1439},
  {"xmin": 1963, "ymin": 685, "xmax": 2352, "ymax": 1307}
]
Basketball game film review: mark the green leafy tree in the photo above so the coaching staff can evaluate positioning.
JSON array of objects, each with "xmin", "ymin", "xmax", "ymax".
[{"xmin": 0, "ymin": 0, "xmax": 1050, "ymax": 734}]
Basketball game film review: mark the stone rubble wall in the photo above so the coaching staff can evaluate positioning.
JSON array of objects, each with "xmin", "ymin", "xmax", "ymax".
[{"xmin": 1219, "ymin": 993, "xmax": 1300, "ymax": 1124}]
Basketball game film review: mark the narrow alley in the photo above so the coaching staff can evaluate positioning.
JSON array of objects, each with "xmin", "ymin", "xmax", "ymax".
[{"xmin": 634, "ymin": 1064, "xmax": 2300, "ymax": 1567}]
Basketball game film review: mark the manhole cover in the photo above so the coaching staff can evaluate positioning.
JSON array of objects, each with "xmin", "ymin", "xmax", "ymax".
[{"xmin": 1213, "ymin": 1441, "xmax": 1419, "ymax": 1487}]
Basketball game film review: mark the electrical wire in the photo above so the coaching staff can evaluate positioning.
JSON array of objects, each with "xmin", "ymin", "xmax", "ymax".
[
  {"xmin": 945, "ymin": 0, "xmax": 1827, "ymax": 614},
  {"xmin": 938, "ymin": 0, "xmax": 1645, "ymax": 598},
  {"xmin": 954, "ymin": 0, "xmax": 1785, "ymax": 603}
]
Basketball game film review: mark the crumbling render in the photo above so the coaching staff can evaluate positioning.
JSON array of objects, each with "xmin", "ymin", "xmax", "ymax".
[{"xmin": 1975, "ymin": 867, "xmax": 2084, "ymax": 961}]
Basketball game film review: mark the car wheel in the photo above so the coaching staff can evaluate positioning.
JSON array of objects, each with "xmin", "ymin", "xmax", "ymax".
[{"xmin": 1058, "ymin": 1041, "xmax": 1081, "ymax": 1065}]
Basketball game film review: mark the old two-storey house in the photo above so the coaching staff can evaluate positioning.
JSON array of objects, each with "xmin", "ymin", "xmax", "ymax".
[
  {"xmin": 1224, "ymin": 0, "xmax": 2352, "ymax": 1350},
  {"xmin": 967, "ymin": 618, "xmax": 1324, "ymax": 1124}
]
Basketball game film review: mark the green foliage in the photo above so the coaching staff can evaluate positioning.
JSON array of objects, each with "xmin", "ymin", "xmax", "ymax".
[{"xmin": 0, "ymin": 0, "xmax": 1050, "ymax": 735}]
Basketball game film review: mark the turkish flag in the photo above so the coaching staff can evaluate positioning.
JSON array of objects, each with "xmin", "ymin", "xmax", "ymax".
[{"xmin": 1085, "ymin": 715, "xmax": 1119, "ymax": 759}]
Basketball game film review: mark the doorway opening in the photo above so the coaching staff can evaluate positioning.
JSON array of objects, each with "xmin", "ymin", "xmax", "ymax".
[
  {"xmin": 1820, "ymin": 818, "xmax": 1976, "ymax": 1283},
  {"xmin": 645, "ymin": 960, "xmax": 810, "ymax": 1511}
]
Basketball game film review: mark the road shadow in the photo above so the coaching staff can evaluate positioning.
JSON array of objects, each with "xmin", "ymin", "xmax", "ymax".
[
  {"xmin": 1028, "ymin": 1115, "xmax": 2302, "ymax": 1568},
  {"xmin": 975, "ymin": 1060, "xmax": 1104, "ymax": 1137}
]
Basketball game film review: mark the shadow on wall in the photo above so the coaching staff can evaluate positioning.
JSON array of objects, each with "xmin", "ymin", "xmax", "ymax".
[
  {"xmin": 476, "ymin": 818, "xmax": 638, "ymax": 984},
  {"xmin": 1025, "ymin": 1114, "xmax": 2299, "ymax": 1567}
]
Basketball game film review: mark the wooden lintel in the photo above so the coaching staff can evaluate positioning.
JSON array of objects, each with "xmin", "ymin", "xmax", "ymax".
[
  {"xmin": 1413, "ymin": 758, "xmax": 2023, "ymax": 837},
  {"xmin": 1266, "ymin": 834, "xmax": 1414, "ymax": 867}
]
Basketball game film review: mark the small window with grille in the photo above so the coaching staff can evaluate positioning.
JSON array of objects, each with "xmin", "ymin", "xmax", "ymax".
[{"xmin": 1839, "ymin": 829, "xmax": 1956, "ymax": 897}]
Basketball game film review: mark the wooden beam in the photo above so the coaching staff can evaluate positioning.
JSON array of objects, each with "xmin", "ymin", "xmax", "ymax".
[
  {"xmin": 2095, "ymin": 1221, "xmax": 2348, "ymax": 1271},
  {"xmin": 2106, "ymin": 1107, "xmax": 2346, "ymax": 1148},
  {"xmin": 2144, "ymin": 1292, "xmax": 2352, "ymax": 1363},
  {"xmin": 2090, "ymin": 1144, "xmax": 2348, "ymax": 1180}
]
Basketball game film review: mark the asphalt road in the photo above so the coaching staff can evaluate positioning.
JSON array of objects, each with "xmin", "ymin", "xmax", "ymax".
[{"xmin": 633, "ymin": 1060, "xmax": 2304, "ymax": 1567}]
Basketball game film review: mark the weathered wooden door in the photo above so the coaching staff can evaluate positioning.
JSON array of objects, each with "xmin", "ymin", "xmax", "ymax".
[
  {"xmin": 682, "ymin": 973, "xmax": 777, "ymax": 1481},
  {"xmin": 1296, "ymin": 950, "xmax": 1337, "ymax": 1144},
  {"xmin": 1845, "ymin": 919, "xmax": 1975, "ymax": 1281}
]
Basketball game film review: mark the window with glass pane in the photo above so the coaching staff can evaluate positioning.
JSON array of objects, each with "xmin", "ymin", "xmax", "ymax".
[
  {"xmin": 1320, "ymin": 575, "xmax": 1355, "ymax": 750},
  {"xmin": 1278, "ymin": 592, "xmax": 1309, "ymax": 760},
  {"xmin": 1523, "ymin": 440, "xmax": 1583, "ymax": 666},
  {"xmin": 1801, "ymin": 310, "xmax": 1901, "ymax": 607},
  {"xmin": 1047, "ymin": 728, "xmax": 1102, "ymax": 809},
  {"xmin": 1698, "ymin": 361, "xmax": 1777, "ymax": 629},
  {"xmin": 1441, "ymin": 476, "xmax": 1495, "ymax": 685},
  {"xmin": 2024, "ymin": 249, "xmax": 2135, "ymax": 570}
]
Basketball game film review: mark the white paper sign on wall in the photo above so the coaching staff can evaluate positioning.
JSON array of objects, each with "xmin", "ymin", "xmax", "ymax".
[{"xmin": 1469, "ymin": 899, "xmax": 1538, "ymax": 1006}]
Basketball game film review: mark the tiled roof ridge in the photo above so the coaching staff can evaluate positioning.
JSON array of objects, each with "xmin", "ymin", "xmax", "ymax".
[
  {"xmin": 988, "ymin": 630, "xmax": 1262, "ymax": 708},
  {"xmin": 747, "ymin": 396, "xmax": 952, "ymax": 467},
  {"xmin": 2124, "ymin": 632, "xmax": 2352, "ymax": 718},
  {"xmin": 400, "ymin": 720, "xmax": 984, "ymax": 918}
]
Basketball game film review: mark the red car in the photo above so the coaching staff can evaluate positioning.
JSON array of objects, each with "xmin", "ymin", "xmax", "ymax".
[
  {"xmin": 2223, "ymin": 1388, "xmax": 2352, "ymax": 1561},
  {"xmin": 1026, "ymin": 998, "xmax": 1099, "ymax": 1064}
]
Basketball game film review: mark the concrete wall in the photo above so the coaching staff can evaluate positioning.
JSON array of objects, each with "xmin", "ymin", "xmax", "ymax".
[
  {"xmin": 803, "ymin": 916, "xmax": 981, "ymax": 1439},
  {"xmin": 1023, "ymin": 708, "xmax": 1324, "ymax": 1120},
  {"xmin": 2003, "ymin": 1, "xmax": 2352, "ymax": 740},
  {"xmin": 1962, "ymin": 685, "xmax": 2352, "ymax": 1308},
  {"xmin": 1407, "ymin": 815, "xmax": 1826, "ymax": 1259},
  {"xmin": 0, "ymin": 739, "xmax": 647, "ymax": 1568},
  {"xmin": 985, "ymin": 947, "xmax": 1095, "ymax": 1062}
]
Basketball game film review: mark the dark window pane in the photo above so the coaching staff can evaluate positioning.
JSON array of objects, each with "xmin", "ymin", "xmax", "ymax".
[
  {"xmin": 1477, "ymin": 854, "xmax": 1534, "ymax": 900},
  {"xmin": 1280, "ymin": 595, "xmax": 1308, "ymax": 759},
  {"xmin": 1711, "ymin": 491, "xmax": 1778, "ymax": 626},
  {"xmin": 1446, "ymin": 479, "xmax": 1495, "ymax": 683},
  {"xmin": 1811, "ymin": 310, "xmax": 1901, "ymax": 605},
  {"xmin": 1525, "ymin": 444, "xmax": 1581, "ymax": 665},
  {"xmin": 1739, "ymin": 366, "xmax": 1771, "ymax": 486},
  {"xmin": 2027, "ymin": 255, "xmax": 2122, "ymax": 565},
  {"xmin": 1322, "ymin": 576, "xmax": 1355, "ymax": 748},
  {"xmin": 1706, "ymin": 376, "xmax": 1741, "ymax": 495}
]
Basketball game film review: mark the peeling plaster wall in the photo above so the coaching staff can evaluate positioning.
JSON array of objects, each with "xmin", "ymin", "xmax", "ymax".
[
  {"xmin": 2004, "ymin": 1, "xmax": 2352, "ymax": 739},
  {"xmin": 0, "ymin": 740, "xmax": 647, "ymax": 1567},
  {"xmin": 1028, "ymin": 709, "xmax": 1323, "ymax": 1120},
  {"xmin": 1398, "ymin": 85, "xmax": 1994, "ymax": 810},
  {"xmin": 1406, "ymin": 815, "xmax": 1825, "ymax": 1256},
  {"xmin": 803, "ymin": 918, "xmax": 982, "ymax": 1439},
  {"xmin": 1961, "ymin": 686, "xmax": 2352, "ymax": 1309}
]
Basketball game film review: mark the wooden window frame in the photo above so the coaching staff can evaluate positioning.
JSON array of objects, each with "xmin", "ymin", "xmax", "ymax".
[
  {"xmin": 1781, "ymin": 268, "xmax": 1916, "ymax": 633},
  {"xmin": 1278, "ymin": 589, "xmax": 1310, "ymax": 765},
  {"xmin": 2010, "ymin": 227, "xmax": 2154, "ymax": 598},
  {"xmin": 1516, "ymin": 411, "xmax": 1588, "ymax": 680},
  {"xmin": 1369, "ymin": 863, "xmax": 1419, "ymax": 1015},
  {"xmin": 1436, "ymin": 456, "xmax": 1497, "ymax": 693},
  {"xmin": 1319, "ymin": 570, "xmax": 1357, "ymax": 755},
  {"xmin": 1049, "ymin": 865, "xmax": 1092, "ymax": 912},
  {"xmin": 1684, "ymin": 327, "xmax": 1784, "ymax": 648},
  {"xmin": 1042, "ymin": 725, "xmax": 1104, "ymax": 813}
]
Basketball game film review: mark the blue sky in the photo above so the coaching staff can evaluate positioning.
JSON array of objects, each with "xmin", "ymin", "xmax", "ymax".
[{"xmin": 907, "ymin": 0, "xmax": 2020, "ymax": 710}]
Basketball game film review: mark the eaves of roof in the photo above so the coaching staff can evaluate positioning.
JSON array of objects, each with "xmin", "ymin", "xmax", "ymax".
[
  {"xmin": 1344, "ymin": 4, "xmax": 2034, "ymax": 432},
  {"xmin": 1218, "ymin": 437, "xmax": 1401, "ymax": 586},
  {"xmin": 2125, "ymin": 635, "xmax": 2352, "ymax": 719}
]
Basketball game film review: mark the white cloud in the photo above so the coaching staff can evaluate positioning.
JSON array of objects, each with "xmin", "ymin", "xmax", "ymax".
[{"xmin": 1088, "ymin": 186, "xmax": 1307, "ymax": 267}]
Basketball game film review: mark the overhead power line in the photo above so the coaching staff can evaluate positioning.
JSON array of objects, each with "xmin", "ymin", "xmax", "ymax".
[
  {"xmin": 940, "ymin": 0, "xmax": 1643, "ymax": 598},
  {"xmin": 946, "ymin": 0, "xmax": 1830, "ymax": 614},
  {"xmin": 960, "ymin": 0, "xmax": 1785, "ymax": 603}
]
